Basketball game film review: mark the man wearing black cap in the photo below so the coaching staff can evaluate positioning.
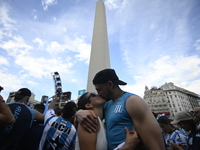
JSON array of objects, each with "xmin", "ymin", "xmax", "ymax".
[
  {"xmin": 0, "ymin": 88, "xmax": 44, "ymax": 150},
  {"xmin": 77, "ymin": 69, "xmax": 166, "ymax": 150}
]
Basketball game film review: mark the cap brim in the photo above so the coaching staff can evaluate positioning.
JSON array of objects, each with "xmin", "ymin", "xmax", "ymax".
[
  {"xmin": 11, "ymin": 94, "xmax": 24, "ymax": 99},
  {"xmin": 114, "ymin": 80, "xmax": 127, "ymax": 85}
]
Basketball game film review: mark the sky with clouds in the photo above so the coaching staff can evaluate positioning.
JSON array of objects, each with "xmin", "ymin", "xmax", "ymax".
[{"xmin": 0, "ymin": 0, "xmax": 200, "ymax": 101}]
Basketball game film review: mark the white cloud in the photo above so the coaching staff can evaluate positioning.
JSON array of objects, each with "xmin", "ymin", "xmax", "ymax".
[
  {"xmin": 150, "ymin": 23, "xmax": 157, "ymax": 30},
  {"xmin": 33, "ymin": 38, "xmax": 44, "ymax": 49},
  {"xmin": 26, "ymin": 80, "xmax": 38, "ymax": 86},
  {"xmin": 42, "ymin": 0, "xmax": 58, "ymax": 11},
  {"xmin": 0, "ymin": 71, "xmax": 23, "ymax": 98},
  {"xmin": 0, "ymin": 3, "xmax": 16, "ymax": 31},
  {"xmin": 0, "ymin": 70, "xmax": 37, "ymax": 100},
  {"xmin": 34, "ymin": 15, "xmax": 38, "ymax": 20},
  {"xmin": 72, "ymin": 38, "xmax": 91, "ymax": 63},
  {"xmin": 46, "ymin": 37, "xmax": 91, "ymax": 63},
  {"xmin": 0, "ymin": 35, "xmax": 33, "ymax": 56},
  {"xmin": 15, "ymin": 56, "xmax": 73, "ymax": 78},
  {"xmin": 105, "ymin": 0, "xmax": 127, "ymax": 10},
  {"xmin": 71, "ymin": 79, "xmax": 77, "ymax": 82},
  {"xmin": 0, "ymin": 55, "xmax": 9, "ymax": 66},
  {"xmin": 46, "ymin": 41, "xmax": 65, "ymax": 54},
  {"xmin": 142, "ymin": 55, "xmax": 200, "ymax": 86},
  {"xmin": 180, "ymin": 80, "xmax": 200, "ymax": 95},
  {"xmin": 123, "ymin": 55, "xmax": 200, "ymax": 97},
  {"xmin": 121, "ymin": 83, "xmax": 145, "ymax": 98},
  {"xmin": 194, "ymin": 39, "xmax": 200, "ymax": 51},
  {"xmin": 0, "ymin": 30, "xmax": 3, "ymax": 41},
  {"xmin": 1, "ymin": 35, "xmax": 76, "ymax": 80},
  {"xmin": 32, "ymin": 9, "xmax": 38, "ymax": 20}
]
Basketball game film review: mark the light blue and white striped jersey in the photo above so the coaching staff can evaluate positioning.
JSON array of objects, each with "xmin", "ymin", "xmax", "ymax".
[
  {"xmin": 39, "ymin": 109, "xmax": 76, "ymax": 150},
  {"xmin": 164, "ymin": 129, "xmax": 188, "ymax": 147}
]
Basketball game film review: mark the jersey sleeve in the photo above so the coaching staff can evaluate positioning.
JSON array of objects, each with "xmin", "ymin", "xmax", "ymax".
[{"xmin": 44, "ymin": 109, "xmax": 56, "ymax": 123}]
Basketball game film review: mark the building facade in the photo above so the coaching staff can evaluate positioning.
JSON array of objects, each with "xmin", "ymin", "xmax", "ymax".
[{"xmin": 144, "ymin": 82, "xmax": 200, "ymax": 119}]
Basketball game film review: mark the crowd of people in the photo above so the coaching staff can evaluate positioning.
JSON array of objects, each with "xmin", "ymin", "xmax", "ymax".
[{"xmin": 0, "ymin": 69, "xmax": 200, "ymax": 150}]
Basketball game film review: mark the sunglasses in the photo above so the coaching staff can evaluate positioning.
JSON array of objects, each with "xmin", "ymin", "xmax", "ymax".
[
  {"xmin": 190, "ymin": 111, "xmax": 200, "ymax": 114},
  {"xmin": 87, "ymin": 93, "xmax": 98, "ymax": 102}
]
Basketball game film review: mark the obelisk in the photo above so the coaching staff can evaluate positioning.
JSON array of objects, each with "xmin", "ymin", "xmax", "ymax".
[{"xmin": 87, "ymin": 0, "xmax": 110, "ymax": 92}]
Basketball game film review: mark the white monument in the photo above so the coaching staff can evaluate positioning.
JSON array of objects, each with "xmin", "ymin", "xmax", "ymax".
[{"xmin": 87, "ymin": 0, "xmax": 110, "ymax": 92}]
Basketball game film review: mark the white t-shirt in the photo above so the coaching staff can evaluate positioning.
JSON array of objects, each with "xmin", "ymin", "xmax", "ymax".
[{"xmin": 75, "ymin": 117, "xmax": 107, "ymax": 150}]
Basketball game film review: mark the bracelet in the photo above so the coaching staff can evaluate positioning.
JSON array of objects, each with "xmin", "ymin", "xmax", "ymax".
[{"xmin": 0, "ymin": 100, "xmax": 5, "ymax": 103}]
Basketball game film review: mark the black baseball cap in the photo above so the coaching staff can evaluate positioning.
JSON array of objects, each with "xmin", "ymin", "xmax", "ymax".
[
  {"xmin": 12, "ymin": 88, "xmax": 31, "ymax": 98},
  {"xmin": 93, "ymin": 69, "xmax": 127, "ymax": 85}
]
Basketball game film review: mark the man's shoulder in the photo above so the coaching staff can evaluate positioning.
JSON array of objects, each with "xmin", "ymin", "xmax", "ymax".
[
  {"xmin": 175, "ymin": 129, "xmax": 185, "ymax": 134},
  {"xmin": 124, "ymin": 92, "xmax": 136, "ymax": 97},
  {"xmin": 47, "ymin": 117, "xmax": 75, "ymax": 130},
  {"xmin": 8, "ymin": 102, "xmax": 24, "ymax": 107},
  {"xmin": 119, "ymin": 92, "xmax": 138, "ymax": 102},
  {"xmin": 8, "ymin": 102, "xmax": 34, "ymax": 112},
  {"xmin": 127, "ymin": 92, "xmax": 140, "ymax": 97},
  {"xmin": 126, "ymin": 93, "xmax": 144, "ymax": 104},
  {"xmin": 8, "ymin": 102, "xmax": 29, "ymax": 108},
  {"xmin": 126, "ymin": 93, "xmax": 150, "ymax": 116}
]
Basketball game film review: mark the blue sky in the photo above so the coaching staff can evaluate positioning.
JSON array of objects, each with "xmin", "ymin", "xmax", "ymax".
[{"xmin": 0, "ymin": 0, "xmax": 200, "ymax": 101}]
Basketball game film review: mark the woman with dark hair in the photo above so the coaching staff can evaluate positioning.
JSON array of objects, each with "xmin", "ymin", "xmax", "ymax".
[
  {"xmin": 157, "ymin": 116, "xmax": 188, "ymax": 149},
  {"xmin": 170, "ymin": 111, "xmax": 200, "ymax": 150},
  {"xmin": 75, "ymin": 92, "xmax": 140, "ymax": 150}
]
